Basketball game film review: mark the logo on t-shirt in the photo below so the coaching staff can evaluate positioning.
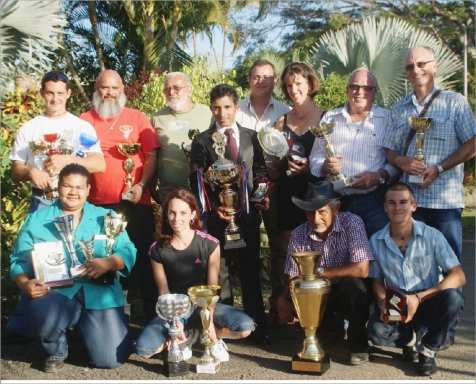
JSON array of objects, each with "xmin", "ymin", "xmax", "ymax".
[
  {"xmin": 120, "ymin": 125, "xmax": 133, "ymax": 139},
  {"xmin": 194, "ymin": 258, "xmax": 201, "ymax": 264},
  {"xmin": 169, "ymin": 121, "xmax": 188, "ymax": 131}
]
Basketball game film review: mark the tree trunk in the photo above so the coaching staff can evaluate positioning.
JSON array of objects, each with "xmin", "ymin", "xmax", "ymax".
[
  {"xmin": 221, "ymin": 25, "xmax": 228, "ymax": 72},
  {"xmin": 192, "ymin": 30, "xmax": 197, "ymax": 57},
  {"xmin": 57, "ymin": 33, "xmax": 91, "ymax": 108},
  {"xmin": 207, "ymin": 28, "xmax": 220, "ymax": 70},
  {"xmin": 143, "ymin": 1, "xmax": 156, "ymax": 70},
  {"xmin": 87, "ymin": 1, "xmax": 105, "ymax": 72}
]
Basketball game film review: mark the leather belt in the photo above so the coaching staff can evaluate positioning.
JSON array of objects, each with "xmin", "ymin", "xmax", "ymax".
[{"xmin": 32, "ymin": 187, "xmax": 59, "ymax": 199}]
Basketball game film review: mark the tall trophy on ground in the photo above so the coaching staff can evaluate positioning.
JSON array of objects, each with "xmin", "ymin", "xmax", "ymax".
[
  {"xmin": 187, "ymin": 285, "xmax": 221, "ymax": 374},
  {"xmin": 205, "ymin": 132, "xmax": 245, "ymax": 249},
  {"xmin": 53, "ymin": 214, "xmax": 83, "ymax": 277},
  {"xmin": 117, "ymin": 143, "xmax": 141, "ymax": 200},
  {"xmin": 407, "ymin": 117, "xmax": 433, "ymax": 183},
  {"xmin": 289, "ymin": 251, "xmax": 331, "ymax": 375},
  {"xmin": 181, "ymin": 128, "xmax": 200, "ymax": 160},
  {"xmin": 310, "ymin": 120, "xmax": 352, "ymax": 190},
  {"xmin": 156, "ymin": 294, "xmax": 193, "ymax": 377}
]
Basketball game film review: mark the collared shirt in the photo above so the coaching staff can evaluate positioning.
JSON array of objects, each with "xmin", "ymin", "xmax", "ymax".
[
  {"xmin": 369, "ymin": 219, "xmax": 460, "ymax": 292},
  {"xmin": 236, "ymin": 96, "xmax": 291, "ymax": 132},
  {"xmin": 309, "ymin": 104, "xmax": 399, "ymax": 196},
  {"xmin": 284, "ymin": 212, "xmax": 374, "ymax": 281},
  {"xmin": 383, "ymin": 88, "xmax": 476, "ymax": 209},
  {"xmin": 216, "ymin": 122, "xmax": 240, "ymax": 151}
]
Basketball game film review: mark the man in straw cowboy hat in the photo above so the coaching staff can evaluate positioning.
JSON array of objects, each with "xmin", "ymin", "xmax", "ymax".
[{"xmin": 277, "ymin": 181, "xmax": 374, "ymax": 366}]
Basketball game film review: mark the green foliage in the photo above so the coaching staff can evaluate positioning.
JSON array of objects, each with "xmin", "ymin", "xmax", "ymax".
[
  {"xmin": 314, "ymin": 72, "xmax": 349, "ymax": 111},
  {"xmin": 128, "ymin": 55, "xmax": 244, "ymax": 117}
]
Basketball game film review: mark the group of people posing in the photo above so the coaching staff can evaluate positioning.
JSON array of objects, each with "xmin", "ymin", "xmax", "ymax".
[{"xmin": 4, "ymin": 45, "xmax": 475, "ymax": 378}]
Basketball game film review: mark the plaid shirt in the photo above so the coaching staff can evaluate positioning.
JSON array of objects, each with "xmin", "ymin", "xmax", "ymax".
[
  {"xmin": 285, "ymin": 212, "xmax": 374, "ymax": 280},
  {"xmin": 384, "ymin": 88, "xmax": 476, "ymax": 209}
]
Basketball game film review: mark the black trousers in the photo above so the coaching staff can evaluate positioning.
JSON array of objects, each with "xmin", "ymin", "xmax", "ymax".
[
  {"xmin": 98, "ymin": 201, "xmax": 157, "ymax": 323},
  {"xmin": 318, "ymin": 277, "xmax": 370, "ymax": 353},
  {"xmin": 207, "ymin": 218, "xmax": 269, "ymax": 339}
]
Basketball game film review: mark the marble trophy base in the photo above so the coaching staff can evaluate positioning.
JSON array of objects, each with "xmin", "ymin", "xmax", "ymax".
[
  {"xmin": 332, "ymin": 177, "xmax": 352, "ymax": 191},
  {"xmin": 224, "ymin": 230, "xmax": 246, "ymax": 250},
  {"xmin": 164, "ymin": 360, "xmax": 189, "ymax": 377},
  {"xmin": 122, "ymin": 191, "xmax": 133, "ymax": 200},
  {"xmin": 70, "ymin": 267, "xmax": 83, "ymax": 278},
  {"xmin": 196, "ymin": 361, "xmax": 220, "ymax": 374},
  {"xmin": 409, "ymin": 175, "xmax": 424, "ymax": 183},
  {"xmin": 291, "ymin": 353, "xmax": 330, "ymax": 375}
]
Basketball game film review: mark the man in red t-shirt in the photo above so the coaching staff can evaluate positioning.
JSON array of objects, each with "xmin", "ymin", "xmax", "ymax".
[{"xmin": 80, "ymin": 69, "xmax": 160, "ymax": 322}]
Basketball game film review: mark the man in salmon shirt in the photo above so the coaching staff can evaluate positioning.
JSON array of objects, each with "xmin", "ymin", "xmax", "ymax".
[{"xmin": 80, "ymin": 69, "xmax": 160, "ymax": 323}]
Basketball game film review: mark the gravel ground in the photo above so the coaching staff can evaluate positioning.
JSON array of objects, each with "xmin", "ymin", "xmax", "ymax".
[{"xmin": 1, "ymin": 240, "xmax": 474, "ymax": 382}]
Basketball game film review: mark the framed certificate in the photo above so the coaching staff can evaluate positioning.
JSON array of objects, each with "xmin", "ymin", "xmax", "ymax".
[{"xmin": 32, "ymin": 241, "xmax": 75, "ymax": 288}]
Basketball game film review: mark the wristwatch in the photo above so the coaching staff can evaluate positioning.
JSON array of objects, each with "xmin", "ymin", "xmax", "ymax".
[
  {"xmin": 138, "ymin": 182, "xmax": 146, "ymax": 189},
  {"xmin": 317, "ymin": 267, "xmax": 324, "ymax": 277},
  {"xmin": 435, "ymin": 164, "xmax": 444, "ymax": 175},
  {"xmin": 377, "ymin": 170, "xmax": 386, "ymax": 185}
]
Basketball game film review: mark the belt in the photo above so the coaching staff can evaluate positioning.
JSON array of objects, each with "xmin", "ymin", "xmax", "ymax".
[
  {"xmin": 337, "ymin": 183, "xmax": 387, "ymax": 198},
  {"xmin": 32, "ymin": 187, "xmax": 59, "ymax": 199}
]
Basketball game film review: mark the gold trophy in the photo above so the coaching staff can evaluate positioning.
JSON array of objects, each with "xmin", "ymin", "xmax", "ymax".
[
  {"xmin": 181, "ymin": 128, "xmax": 200, "ymax": 160},
  {"xmin": 117, "ymin": 143, "xmax": 141, "ymax": 200},
  {"xmin": 408, "ymin": 117, "xmax": 433, "ymax": 183},
  {"xmin": 205, "ymin": 132, "xmax": 245, "ymax": 249},
  {"xmin": 289, "ymin": 251, "xmax": 331, "ymax": 375},
  {"xmin": 310, "ymin": 120, "xmax": 352, "ymax": 190},
  {"xmin": 187, "ymin": 285, "xmax": 221, "ymax": 374},
  {"xmin": 104, "ymin": 213, "xmax": 128, "ymax": 257}
]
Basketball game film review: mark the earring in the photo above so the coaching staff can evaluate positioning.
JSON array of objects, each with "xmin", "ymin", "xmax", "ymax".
[{"xmin": 189, "ymin": 219, "xmax": 193, "ymax": 225}]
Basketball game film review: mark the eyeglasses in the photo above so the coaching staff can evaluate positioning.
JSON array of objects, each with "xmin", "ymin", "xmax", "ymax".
[
  {"xmin": 404, "ymin": 60, "xmax": 435, "ymax": 72},
  {"xmin": 42, "ymin": 71, "xmax": 69, "ymax": 87},
  {"xmin": 250, "ymin": 75, "xmax": 275, "ymax": 82},
  {"xmin": 348, "ymin": 84, "xmax": 376, "ymax": 92},
  {"xmin": 163, "ymin": 85, "xmax": 190, "ymax": 93}
]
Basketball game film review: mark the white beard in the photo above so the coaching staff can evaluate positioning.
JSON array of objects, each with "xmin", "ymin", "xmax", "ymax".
[
  {"xmin": 168, "ymin": 96, "xmax": 187, "ymax": 112},
  {"xmin": 93, "ymin": 91, "xmax": 127, "ymax": 119}
]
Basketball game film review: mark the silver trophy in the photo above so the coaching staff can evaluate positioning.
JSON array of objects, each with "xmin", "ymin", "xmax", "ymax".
[
  {"xmin": 78, "ymin": 233, "xmax": 95, "ymax": 262},
  {"xmin": 310, "ymin": 120, "xmax": 352, "ymax": 190},
  {"xmin": 53, "ymin": 214, "xmax": 82, "ymax": 277},
  {"xmin": 104, "ymin": 213, "xmax": 128, "ymax": 256},
  {"xmin": 156, "ymin": 294, "xmax": 194, "ymax": 377}
]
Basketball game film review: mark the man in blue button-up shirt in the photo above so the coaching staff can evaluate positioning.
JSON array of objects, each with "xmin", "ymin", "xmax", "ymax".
[{"xmin": 367, "ymin": 182, "xmax": 465, "ymax": 377}]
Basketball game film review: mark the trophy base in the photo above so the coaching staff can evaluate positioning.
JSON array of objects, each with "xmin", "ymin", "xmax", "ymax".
[
  {"xmin": 164, "ymin": 360, "xmax": 189, "ymax": 377},
  {"xmin": 332, "ymin": 177, "xmax": 352, "ymax": 191},
  {"xmin": 409, "ymin": 175, "xmax": 424, "ymax": 183},
  {"xmin": 224, "ymin": 230, "xmax": 246, "ymax": 250},
  {"xmin": 196, "ymin": 361, "xmax": 220, "ymax": 374},
  {"xmin": 383, "ymin": 314, "xmax": 407, "ymax": 322},
  {"xmin": 122, "ymin": 191, "xmax": 133, "ymax": 200},
  {"xmin": 70, "ymin": 267, "xmax": 83, "ymax": 278},
  {"xmin": 292, "ymin": 353, "xmax": 330, "ymax": 375},
  {"xmin": 46, "ymin": 279, "xmax": 75, "ymax": 288},
  {"xmin": 93, "ymin": 271, "xmax": 116, "ymax": 285}
]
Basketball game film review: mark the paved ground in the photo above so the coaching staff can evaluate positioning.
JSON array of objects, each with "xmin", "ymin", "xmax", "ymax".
[{"xmin": 1, "ymin": 240, "xmax": 474, "ymax": 382}]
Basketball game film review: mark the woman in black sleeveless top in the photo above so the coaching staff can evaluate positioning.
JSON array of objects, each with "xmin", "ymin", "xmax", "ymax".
[{"xmin": 274, "ymin": 62, "xmax": 326, "ymax": 242}]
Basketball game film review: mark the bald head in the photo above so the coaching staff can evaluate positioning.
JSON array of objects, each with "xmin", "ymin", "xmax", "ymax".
[{"xmin": 96, "ymin": 69, "xmax": 123, "ymax": 88}]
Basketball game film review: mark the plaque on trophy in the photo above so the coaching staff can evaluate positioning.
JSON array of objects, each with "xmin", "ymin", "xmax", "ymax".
[
  {"xmin": 310, "ymin": 120, "xmax": 352, "ymax": 190},
  {"xmin": 156, "ymin": 294, "xmax": 193, "ymax": 377},
  {"xmin": 289, "ymin": 251, "xmax": 331, "ymax": 375},
  {"xmin": 205, "ymin": 132, "xmax": 245, "ymax": 250},
  {"xmin": 31, "ymin": 241, "xmax": 75, "ymax": 288},
  {"xmin": 383, "ymin": 286, "xmax": 408, "ymax": 322},
  {"xmin": 117, "ymin": 143, "xmax": 141, "ymax": 200},
  {"xmin": 407, "ymin": 117, "xmax": 433, "ymax": 184},
  {"xmin": 187, "ymin": 285, "xmax": 221, "ymax": 374}
]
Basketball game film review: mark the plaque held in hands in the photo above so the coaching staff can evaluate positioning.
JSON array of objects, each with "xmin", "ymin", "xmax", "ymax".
[{"xmin": 383, "ymin": 286, "xmax": 408, "ymax": 322}]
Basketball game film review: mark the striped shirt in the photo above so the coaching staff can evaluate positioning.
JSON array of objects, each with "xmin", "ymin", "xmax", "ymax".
[
  {"xmin": 285, "ymin": 212, "xmax": 374, "ymax": 280},
  {"xmin": 383, "ymin": 88, "xmax": 476, "ymax": 209},
  {"xmin": 369, "ymin": 220, "xmax": 460, "ymax": 292},
  {"xmin": 309, "ymin": 104, "xmax": 399, "ymax": 195}
]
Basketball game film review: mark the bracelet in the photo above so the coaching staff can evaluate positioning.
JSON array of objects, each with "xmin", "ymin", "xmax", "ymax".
[{"xmin": 414, "ymin": 292, "xmax": 421, "ymax": 303}]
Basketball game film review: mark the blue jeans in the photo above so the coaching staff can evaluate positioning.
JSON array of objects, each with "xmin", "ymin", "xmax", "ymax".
[
  {"xmin": 5, "ymin": 196, "xmax": 57, "ymax": 336},
  {"xmin": 413, "ymin": 207, "xmax": 463, "ymax": 339},
  {"xmin": 366, "ymin": 289, "xmax": 464, "ymax": 351},
  {"xmin": 339, "ymin": 185, "xmax": 389, "ymax": 239},
  {"xmin": 134, "ymin": 302, "xmax": 255, "ymax": 357},
  {"xmin": 27, "ymin": 289, "xmax": 130, "ymax": 368}
]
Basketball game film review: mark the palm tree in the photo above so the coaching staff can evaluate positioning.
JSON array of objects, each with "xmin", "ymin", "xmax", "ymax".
[
  {"xmin": 0, "ymin": 0, "xmax": 67, "ymax": 90},
  {"xmin": 309, "ymin": 17, "xmax": 463, "ymax": 108}
]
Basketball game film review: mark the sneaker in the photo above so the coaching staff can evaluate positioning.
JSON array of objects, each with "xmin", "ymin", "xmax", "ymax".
[
  {"xmin": 179, "ymin": 328, "xmax": 200, "ymax": 360},
  {"xmin": 210, "ymin": 339, "xmax": 229, "ymax": 362},
  {"xmin": 439, "ymin": 336, "xmax": 454, "ymax": 352}
]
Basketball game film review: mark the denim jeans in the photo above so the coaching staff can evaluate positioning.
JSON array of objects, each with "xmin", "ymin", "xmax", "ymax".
[
  {"xmin": 5, "ymin": 196, "xmax": 57, "ymax": 337},
  {"xmin": 134, "ymin": 302, "xmax": 255, "ymax": 357},
  {"xmin": 27, "ymin": 289, "xmax": 130, "ymax": 368},
  {"xmin": 366, "ymin": 289, "xmax": 464, "ymax": 351},
  {"xmin": 339, "ymin": 185, "xmax": 389, "ymax": 239},
  {"xmin": 413, "ymin": 207, "xmax": 463, "ymax": 339}
]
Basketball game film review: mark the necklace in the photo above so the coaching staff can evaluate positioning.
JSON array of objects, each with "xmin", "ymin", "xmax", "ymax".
[
  {"xmin": 390, "ymin": 229, "xmax": 413, "ymax": 255},
  {"xmin": 45, "ymin": 111, "xmax": 67, "ymax": 118},
  {"xmin": 292, "ymin": 105, "xmax": 316, "ymax": 120},
  {"xmin": 100, "ymin": 113, "xmax": 121, "ymax": 130}
]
